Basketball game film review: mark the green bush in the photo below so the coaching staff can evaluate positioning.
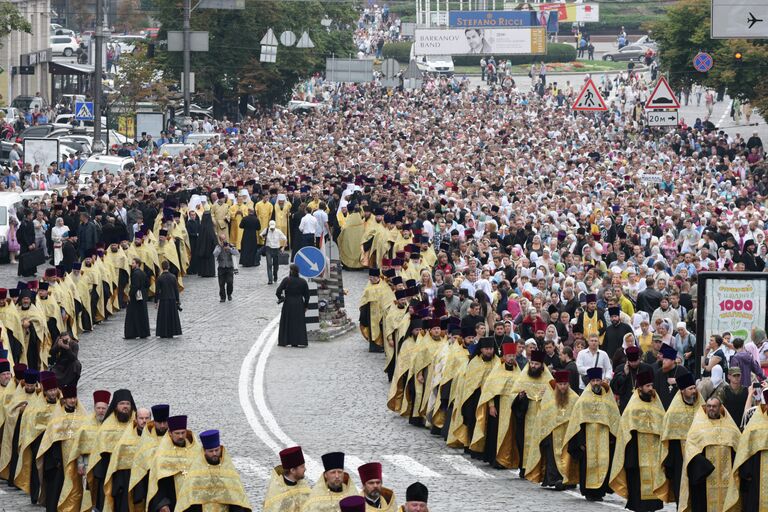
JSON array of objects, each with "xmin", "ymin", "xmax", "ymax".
[{"xmin": 383, "ymin": 41, "xmax": 576, "ymax": 65}]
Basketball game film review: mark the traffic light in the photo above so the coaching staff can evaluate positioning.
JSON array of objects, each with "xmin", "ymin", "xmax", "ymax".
[{"xmin": 734, "ymin": 52, "xmax": 743, "ymax": 64}]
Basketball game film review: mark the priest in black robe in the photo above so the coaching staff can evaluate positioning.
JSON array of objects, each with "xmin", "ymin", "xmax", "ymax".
[
  {"xmin": 238, "ymin": 210, "xmax": 261, "ymax": 267},
  {"xmin": 185, "ymin": 211, "xmax": 200, "ymax": 275},
  {"xmin": 653, "ymin": 343, "xmax": 690, "ymax": 409},
  {"xmin": 275, "ymin": 264, "xmax": 309, "ymax": 347},
  {"xmin": 154, "ymin": 261, "xmax": 181, "ymax": 338},
  {"xmin": 195, "ymin": 212, "xmax": 217, "ymax": 278},
  {"xmin": 124, "ymin": 258, "xmax": 150, "ymax": 339}
]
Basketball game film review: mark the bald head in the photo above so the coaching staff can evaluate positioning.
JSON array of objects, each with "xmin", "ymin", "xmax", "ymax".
[{"xmin": 136, "ymin": 407, "xmax": 151, "ymax": 431}]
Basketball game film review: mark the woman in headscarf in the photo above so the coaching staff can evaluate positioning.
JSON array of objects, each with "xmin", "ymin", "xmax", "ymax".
[
  {"xmin": 196, "ymin": 210, "xmax": 218, "ymax": 277},
  {"xmin": 51, "ymin": 217, "xmax": 69, "ymax": 266}
]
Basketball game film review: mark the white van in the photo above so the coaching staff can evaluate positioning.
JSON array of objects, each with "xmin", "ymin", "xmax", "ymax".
[
  {"xmin": 0, "ymin": 192, "xmax": 22, "ymax": 256},
  {"xmin": 78, "ymin": 155, "xmax": 135, "ymax": 184},
  {"xmin": 409, "ymin": 44, "xmax": 454, "ymax": 74}
]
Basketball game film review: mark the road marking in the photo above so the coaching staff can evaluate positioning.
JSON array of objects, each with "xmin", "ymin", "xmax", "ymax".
[
  {"xmin": 382, "ymin": 455, "xmax": 442, "ymax": 478},
  {"xmin": 238, "ymin": 314, "xmax": 325, "ymax": 481},
  {"xmin": 563, "ymin": 490, "xmax": 626, "ymax": 509},
  {"xmin": 718, "ymin": 99, "xmax": 733, "ymax": 127},
  {"xmin": 231, "ymin": 456, "xmax": 272, "ymax": 480},
  {"xmin": 438, "ymin": 454, "xmax": 496, "ymax": 479}
]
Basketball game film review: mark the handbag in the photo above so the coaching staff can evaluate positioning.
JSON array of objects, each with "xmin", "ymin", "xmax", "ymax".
[{"xmin": 278, "ymin": 251, "xmax": 289, "ymax": 265}]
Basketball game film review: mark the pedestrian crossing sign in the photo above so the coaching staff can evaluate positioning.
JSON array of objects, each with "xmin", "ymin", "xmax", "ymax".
[
  {"xmin": 74, "ymin": 101, "xmax": 95, "ymax": 121},
  {"xmin": 572, "ymin": 78, "xmax": 607, "ymax": 111}
]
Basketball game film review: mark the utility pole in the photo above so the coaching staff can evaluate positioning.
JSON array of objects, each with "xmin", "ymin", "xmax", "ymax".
[
  {"xmin": 183, "ymin": 0, "xmax": 191, "ymax": 117},
  {"xmin": 93, "ymin": 0, "xmax": 104, "ymax": 153}
]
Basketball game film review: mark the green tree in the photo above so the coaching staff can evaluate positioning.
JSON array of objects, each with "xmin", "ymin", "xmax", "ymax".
[
  {"xmin": 0, "ymin": 1, "xmax": 32, "ymax": 46},
  {"xmin": 110, "ymin": 44, "xmax": 176, "ymax": 114},
  {"xmin": 650, "ymin": 0, "xmax": 768, "ymax": 117},
  {"xmin": 152, "ymin": 0, "xmax": 356, "ymax": 110}
]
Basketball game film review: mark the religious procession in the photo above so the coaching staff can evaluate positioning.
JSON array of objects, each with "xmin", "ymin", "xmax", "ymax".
[{"xmin": 354, "ymin": 213, "xmax": 768, "ymax": 512}]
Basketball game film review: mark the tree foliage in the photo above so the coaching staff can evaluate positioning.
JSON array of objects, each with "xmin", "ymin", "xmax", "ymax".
[
  {"xmin": 110, "ymin": 44, "xmax": 176, "ymax": 113},
  {"xmin": 152, "ymin": 0, "xmax": 357, "ymax": 108},
  {"xmin": 0, "ymin": 1, "xmax": 32, "ymax": 46},
  {"xmin": 650, "ymin": 0, "xmax": 768, "ymax": 117}
]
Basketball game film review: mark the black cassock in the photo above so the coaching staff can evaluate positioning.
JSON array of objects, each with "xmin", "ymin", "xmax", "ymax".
[
  {"xmin": 462, "ymin": 387, "xmax": 482, "ymax": 457},
  {"xmin": 124, "ymin": 267, "xmax": 150, "ymax": 339},
  {"xmin": 196, "ymin": 212, "xmax": 217, "ymax": 278},
  {"xmin": 238, "ymin": 215, "xmax": 261, "ymax": 267},
  {"xmin": 186, "ymin": 217, "xmax": 200, "ymax": 275},
  {"xmin": 479, "ymin": 395, "xmax": 501, "ymax": 465},
  {"xmin": 43, "ymin": 440, "xmax": 64, "ymax": 512},
  {"xmin": 737, "ymin": 451, "xmax": 764, "ymax": 512},
  {"xmin": 6, "ymin": 407, "xmax": 25, "ymax": 486},
  {"xmin": 4, "ymin": 317, "xmax": 23, "ymax": 366},
  {"xmin": 568, "ymin": 424, "xmax": 616, "ymax": 501},
  {"xmin": 687, "ymin": 450, "xmax": 733, "ymax": 512},
  {"xmin": 149, "ymin": 475, "xmax": 177, "ymax": 511},
  {"xmin": 624, "ymin": 431, "xmax": 663, "ymax": 511},
  {"xmin": 111, "ymin": 467, "xmax": 132, "ymax": 512},
  {"xmin": 276, "ymin": 276, "xmax": 309, "ymax": 347},
  {"xmin": 661, "ymin": 439, "xmax": 684, "ymax": 504},
  {"xmin": 511, "ymin": 394, "xmax": 530, "ymax": 472},
  {"xmin": 154, "ymin": 271, "xmax": 181, "ymax": 338}
]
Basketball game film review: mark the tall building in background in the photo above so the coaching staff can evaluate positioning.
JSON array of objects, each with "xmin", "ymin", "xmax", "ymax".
[{"xmin": 0, "ymin": 0, "xmax": 52, "ymax": 106}]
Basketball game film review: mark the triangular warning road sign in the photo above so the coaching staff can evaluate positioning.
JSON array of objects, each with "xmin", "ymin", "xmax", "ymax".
[
  {"xmin": 572, "ymin": 78, "xmax": 607, "ymax": 111},
  {"xmin": 646, "ymin": 76, "xmax": 680, "ymax": 110}
]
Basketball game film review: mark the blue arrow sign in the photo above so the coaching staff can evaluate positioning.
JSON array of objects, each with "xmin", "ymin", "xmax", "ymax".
[
  {"xmin": 295, "ymin": 246, "xmax": 326, "ymax": 278},
  {"xmin": 74, "ymin": 101, "xmax": 94, "ymax": 121},
  {"xmin": 693, "ymin": 52, "xmax": 713, "ymax": 72}
]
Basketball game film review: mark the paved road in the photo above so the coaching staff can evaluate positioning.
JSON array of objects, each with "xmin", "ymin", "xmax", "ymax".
[{"xmin": 0, "ymin": 256, "xmax": 674, "ymax": 511}]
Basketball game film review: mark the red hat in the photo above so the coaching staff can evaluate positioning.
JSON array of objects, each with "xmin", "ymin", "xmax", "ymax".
[
  {"xmin": 636, "ymin": 371, "xmax": 654, "ymax": 388},
  {"xmin": 44, "ymin": 268, "xmax": 56, "ymax": 278},
  {"xmin": 27, "ymin": 280, "xmax": 39, "ymax": 291},
  {"xmin": 0, "ymin": 288, "xmax": 6, "ymax": 300},
  {"xmin": 554, "ymin": 370, "xmax": 570, "ymax": 383},
  {"xmin": 13, "ymin": 363, "xmax": 27, "ymax": 377},
  {"xmin": 41, "ymin": 374, "xmax": 58, "ymax": 391},
  {"xmin": 279, "ymin": 446, "xmax": 305, "ymax": 470},
  {"xmin": 502, "ymin": 343, "xmax": 517, "ymax": 356},
  {"xmin": 93, "ymin": 390, "xmax": 111, "ymax": 405},
  {"xmin": 533, "ymin": 318, "xmax": 548, "ymax": 332},
  {"xmin": 358, "ymin": 462, "xmax": 382, "ymax": 484}
]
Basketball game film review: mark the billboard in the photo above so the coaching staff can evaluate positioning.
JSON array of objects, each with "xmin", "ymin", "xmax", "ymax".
[
  {"xmin": 23, "ymin": 138, "xmax": 60, "ymax": 169},
  {"xmin": 413, "ymin": 27, "xmax": 546, "ymax": 56},
  {"xmin": 325, "ymin": 58, "xmax": 374, "ymax": 83},
  {"xmin": 136, "ymin": 112, "xmax": 164, "ymax": 140},
  {"xmin": 536, "ymin": 3, "xmax": 599, "ymax": 23},
  {"xmin": 449, "ymin": 11, "xmax": 537, "ymax": 28},
  {"xmin": 695, "ymin": 272, "xmax": 768, "ymax": 377}
]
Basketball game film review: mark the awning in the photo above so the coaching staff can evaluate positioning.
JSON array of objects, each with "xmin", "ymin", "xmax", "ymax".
[{"xmin": 48, "ymin": 61, "xmax": 95, "ymax": 75}]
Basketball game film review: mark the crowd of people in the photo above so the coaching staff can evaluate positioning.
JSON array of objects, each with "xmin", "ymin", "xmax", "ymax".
[
  {"xmin": 0, "ymin": 375, "xmax": 250, "ymax": 511},
  {"xmin": 263, "ymin": 445, "xmax": 430, "ymax": 511},
  {"xmin": 354, "ymin": 4, "xmax": 401, "ymax": 59},
  {"xmin": 0, "ymin": 55, "xmax": 765, "ymax": 510}
]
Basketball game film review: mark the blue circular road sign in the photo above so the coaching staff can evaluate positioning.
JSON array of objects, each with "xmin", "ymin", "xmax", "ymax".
[
  {"xmin": 294, "ymin": 246, "xmax": 326, "ymax": 278},
  {"xmin": 693, "ymin": 52, "xmax": 713, "ymax": 72}
]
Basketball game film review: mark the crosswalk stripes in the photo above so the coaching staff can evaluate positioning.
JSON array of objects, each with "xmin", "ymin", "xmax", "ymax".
[
  {"xmin": 438, "ymin": 454, "xmax": 496, "ymax": 479},
  {"xmin": 382, "ymin": 454, "xmax": 442, "ymax": 478}
]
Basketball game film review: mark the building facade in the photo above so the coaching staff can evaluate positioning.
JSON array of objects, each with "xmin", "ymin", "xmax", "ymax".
[{"xmin": 0, "ymin": 0, "xmax": 52, "ymax": 107}]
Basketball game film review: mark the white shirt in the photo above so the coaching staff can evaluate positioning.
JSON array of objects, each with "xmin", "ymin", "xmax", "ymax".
[
  {"xmin": 299, "ymin": 213, "xmax": 317, "ymax": 235},
  {"xmin": 261, "ymin": 227, "xmax": 287, "ymax": 249},
  {"xmin": 312, "ymin": 209, "xmax": 329, "ymax": 236},
  {"xmin": 575, "ymin": 348, "xmax": 614, "ymax": 389}
]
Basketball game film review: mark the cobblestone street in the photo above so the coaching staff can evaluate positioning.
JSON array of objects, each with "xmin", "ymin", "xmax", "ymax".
[{"xmin": 1, "ymin": 263, "xmax": 675, "ymax": 511}]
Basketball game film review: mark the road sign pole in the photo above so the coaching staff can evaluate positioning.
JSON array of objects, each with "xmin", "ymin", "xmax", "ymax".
[
  {"xmin": 92, "ymin": 0, "xmax": 104, "ymax": 153},
  {"xmin": 183, "ymin": 0, "xmax": 191, "ymax": 117}
]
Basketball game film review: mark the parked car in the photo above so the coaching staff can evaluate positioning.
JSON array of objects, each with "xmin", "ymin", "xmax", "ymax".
[
  {"xmin": 410, "ymin": 44, "xmax": 454, "ymax": 74},
  {"xmin": 602, "ymin": 44, "xmax": 655, "ymax": 62},
  {"xmin": 50, "ymin": 35, "xmax": 79, "ymax": 57},
  {"xmin": 17, "ymin": 124, "xmax": 58, "ymax": 141},
  {"xmin": 111, "ymin": 35, "xmax": 146, "ymax": 54},
  {"xmin": 10, "ymin": 95, "xmax": 49, "ymax": 112}
]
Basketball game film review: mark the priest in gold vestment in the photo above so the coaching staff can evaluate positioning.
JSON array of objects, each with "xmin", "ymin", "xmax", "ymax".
[{"xmin": 263, "ymin": 446, "xmax": 310, "ymax": 512}]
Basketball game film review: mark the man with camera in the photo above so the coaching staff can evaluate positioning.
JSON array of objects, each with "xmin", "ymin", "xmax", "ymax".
[
  {"xmin": 49, "ymin": 332, "xmax": 81, "ymax": 387},
  {"xmin": 213, "ymin": 233, "xmax": 239, "ymax": 302}
]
